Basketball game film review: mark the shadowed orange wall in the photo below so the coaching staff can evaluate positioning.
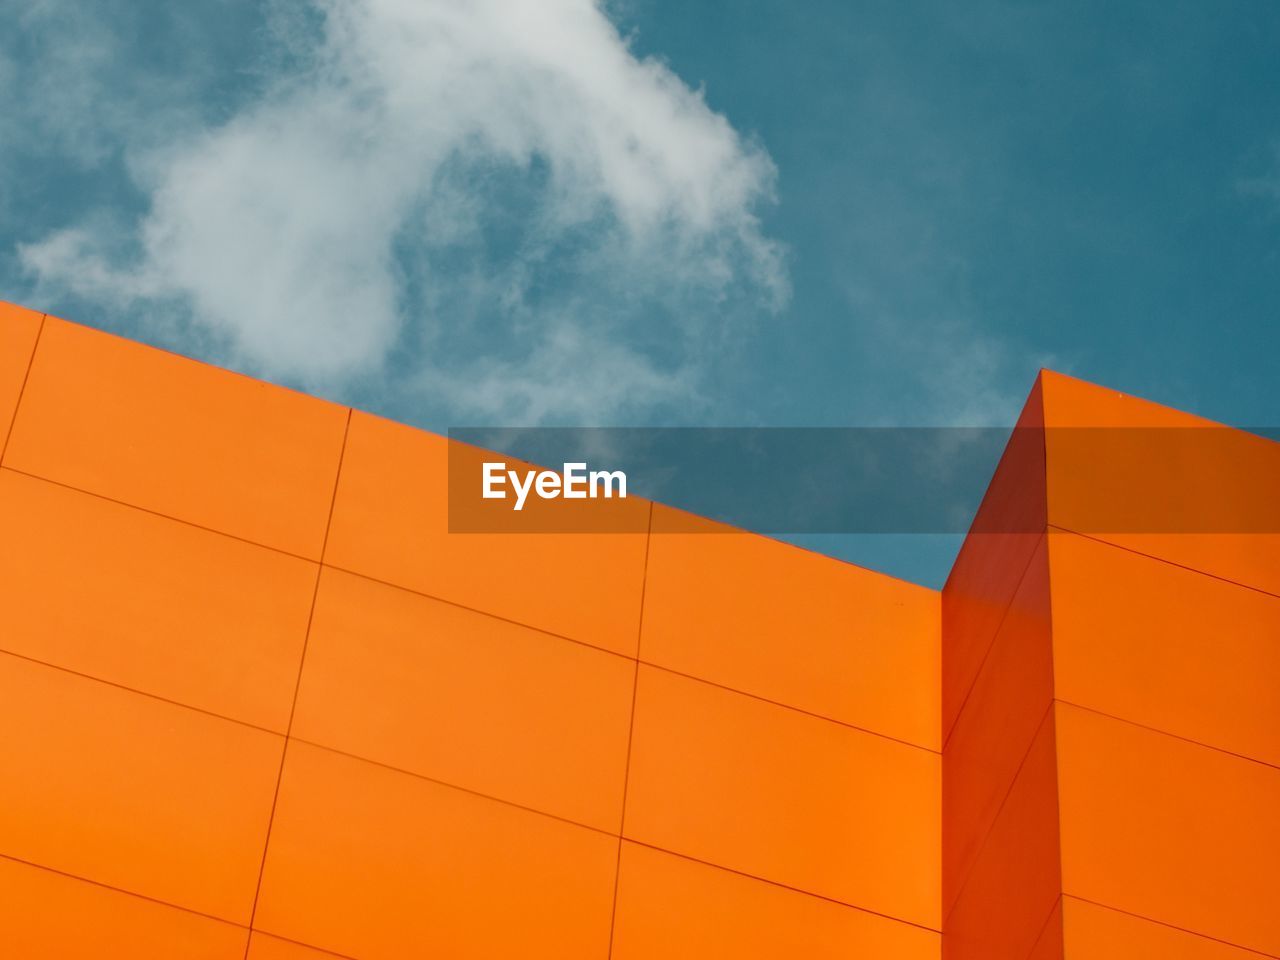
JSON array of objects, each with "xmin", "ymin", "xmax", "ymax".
[
  {"xmin": 943, "ymin": 369, "xmax": 1280, "ymax": 960},
  {"xmin": 0, "ymin": 300, "xmax": 1275, "ymax": 960}
]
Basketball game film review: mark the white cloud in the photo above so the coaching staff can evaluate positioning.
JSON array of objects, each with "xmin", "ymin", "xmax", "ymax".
[
  {"xmin": 18, "ymin": 0, "xmax": 785, "ymax": 421},
  {"xmin": 427, "ymin": 321, "xmax": 698, "ymax": 424}
]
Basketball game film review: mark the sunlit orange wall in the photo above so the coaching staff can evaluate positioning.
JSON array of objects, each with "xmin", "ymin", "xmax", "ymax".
[
  {"xmin": 0, "ymin": 303, "xmax": 941, "ymax": 959},
  {"xmin": 0, "ymin": 300, "xmax": 1275, "ymax": 960}
]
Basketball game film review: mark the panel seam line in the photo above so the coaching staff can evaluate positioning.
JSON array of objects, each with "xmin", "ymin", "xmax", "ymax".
[
  {"xmin": 1063, "ymin": 894, "xmax": 1280, "ymax": 959},
  {"xmin": 1048, "ymin": 523, "xmax": 1280, "ymax": 599},
  {"xmin": 0, "ymin": 313, "xmax": 46, "ymax": 465},
  {"xmin": 943, "ymin": 699, "xmax": 1056, "ymax": 925},
  {"xmin": 942, "ymin": 532, "xmax": 1045, "ymax": 752},
  {"xmin": 607, "ymin": 500, "xmax": 653, "ymax": 959},
  {"xmin": 241, "ymin": 407, "xmax": 352, "ymax": 957}
]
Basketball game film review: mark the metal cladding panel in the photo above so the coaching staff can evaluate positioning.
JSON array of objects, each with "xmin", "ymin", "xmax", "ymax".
[{"xmin": 1, "ymin": 301, "xmax": 1276, "ymax": 959}]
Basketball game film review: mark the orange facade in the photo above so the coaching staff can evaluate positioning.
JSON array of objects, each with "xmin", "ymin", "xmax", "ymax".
[{"xmin": 0, "ymin": 299, "xmax": 1275, "ymax": 960}]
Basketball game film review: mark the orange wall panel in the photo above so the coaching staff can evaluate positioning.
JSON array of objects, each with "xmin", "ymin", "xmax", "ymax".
[
  {"xmin": 1049, "ymin": 531, "xmax": 1280, "ymax": 766},
  {"xmin": 0, "ymin": 468, "xmax": 316, "ymax": 732},
  {"xmin": 643, "ymin": 505, "xmax": 940, "ymax": 749},
  {"xmin": 611, "ymin": 841, "xmax": 939, "ymax": 960},
  {"xmin": 942, "ymin": 535, "xmax": 1053, "ymax": 914},
  {"xmin": 1085, "ymin": 531, "xmax": 1280, "ymax": 598},
  {"xmin": 291, "ymin": 566, "xmax": 635, "ymax": 832},
  {"xmin": 943, "ymin": 711, "xmax": 1062, "ymax": 960},
  {"xmin": 1026, "ymin": 899, "xmax": 1064, "ymax": 960},
  {"xmin": 324, "ymin": 411, "xmax": 649, "ymax": 655},
  {"xmin": 254, "ymin": 741, "xmax": 619, "ymax": 960},
  {"xmin": 1040, "ymin": 369, "xmax": 1280, "ymax": 596},
  {"xmin": 1, "ymin": 307, "xmax": 1276, "ymax": 959},
  {"xmin": 1056, "ymin": 702, "xmax": 1280, "ymax": 957},
  {"xmin": 0, "ymin": 655, "xmax": 282, "ymax": 923},
  {"xmin": 0, "ymin": 301, "xmax": 42, "ymax": 455},
  {"xmin": 0, "ymin": 857, "xmax": 248, "ymax": 960},
  {"xmin": 624, "ymin": 664, "xmax": 941, "ymax": 929},
  {"xmin": 1061, "ymin": 897, "xmax": 1267, "ymax": 960},
  {"xmin": 247, "ymin": 932, "xmax": 353, "ymax": 959},
  {"xmin": 3, "ymin": 317, "xmax": 348, "ymax": 558}
]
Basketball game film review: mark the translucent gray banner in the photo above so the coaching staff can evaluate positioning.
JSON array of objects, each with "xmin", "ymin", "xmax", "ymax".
[{"xmin": 447, "ymin": 426, "xmax": 1280, "ymax": 534}]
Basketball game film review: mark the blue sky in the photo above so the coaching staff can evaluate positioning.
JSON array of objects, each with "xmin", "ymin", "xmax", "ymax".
[{"xmin": 3, "ymin": 0, "xmax": 1277, "ymax": 585}]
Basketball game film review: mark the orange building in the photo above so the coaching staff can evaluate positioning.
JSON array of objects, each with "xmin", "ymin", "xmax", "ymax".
[{"xmin": 0, "ymin": 299, "xmax": 1276, "ymax": 960}]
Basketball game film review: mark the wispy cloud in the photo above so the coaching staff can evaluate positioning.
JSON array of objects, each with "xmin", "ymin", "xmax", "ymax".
[{"xmin": 17, "ymin": 0, "xmax": 785, "ymax": 422}]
